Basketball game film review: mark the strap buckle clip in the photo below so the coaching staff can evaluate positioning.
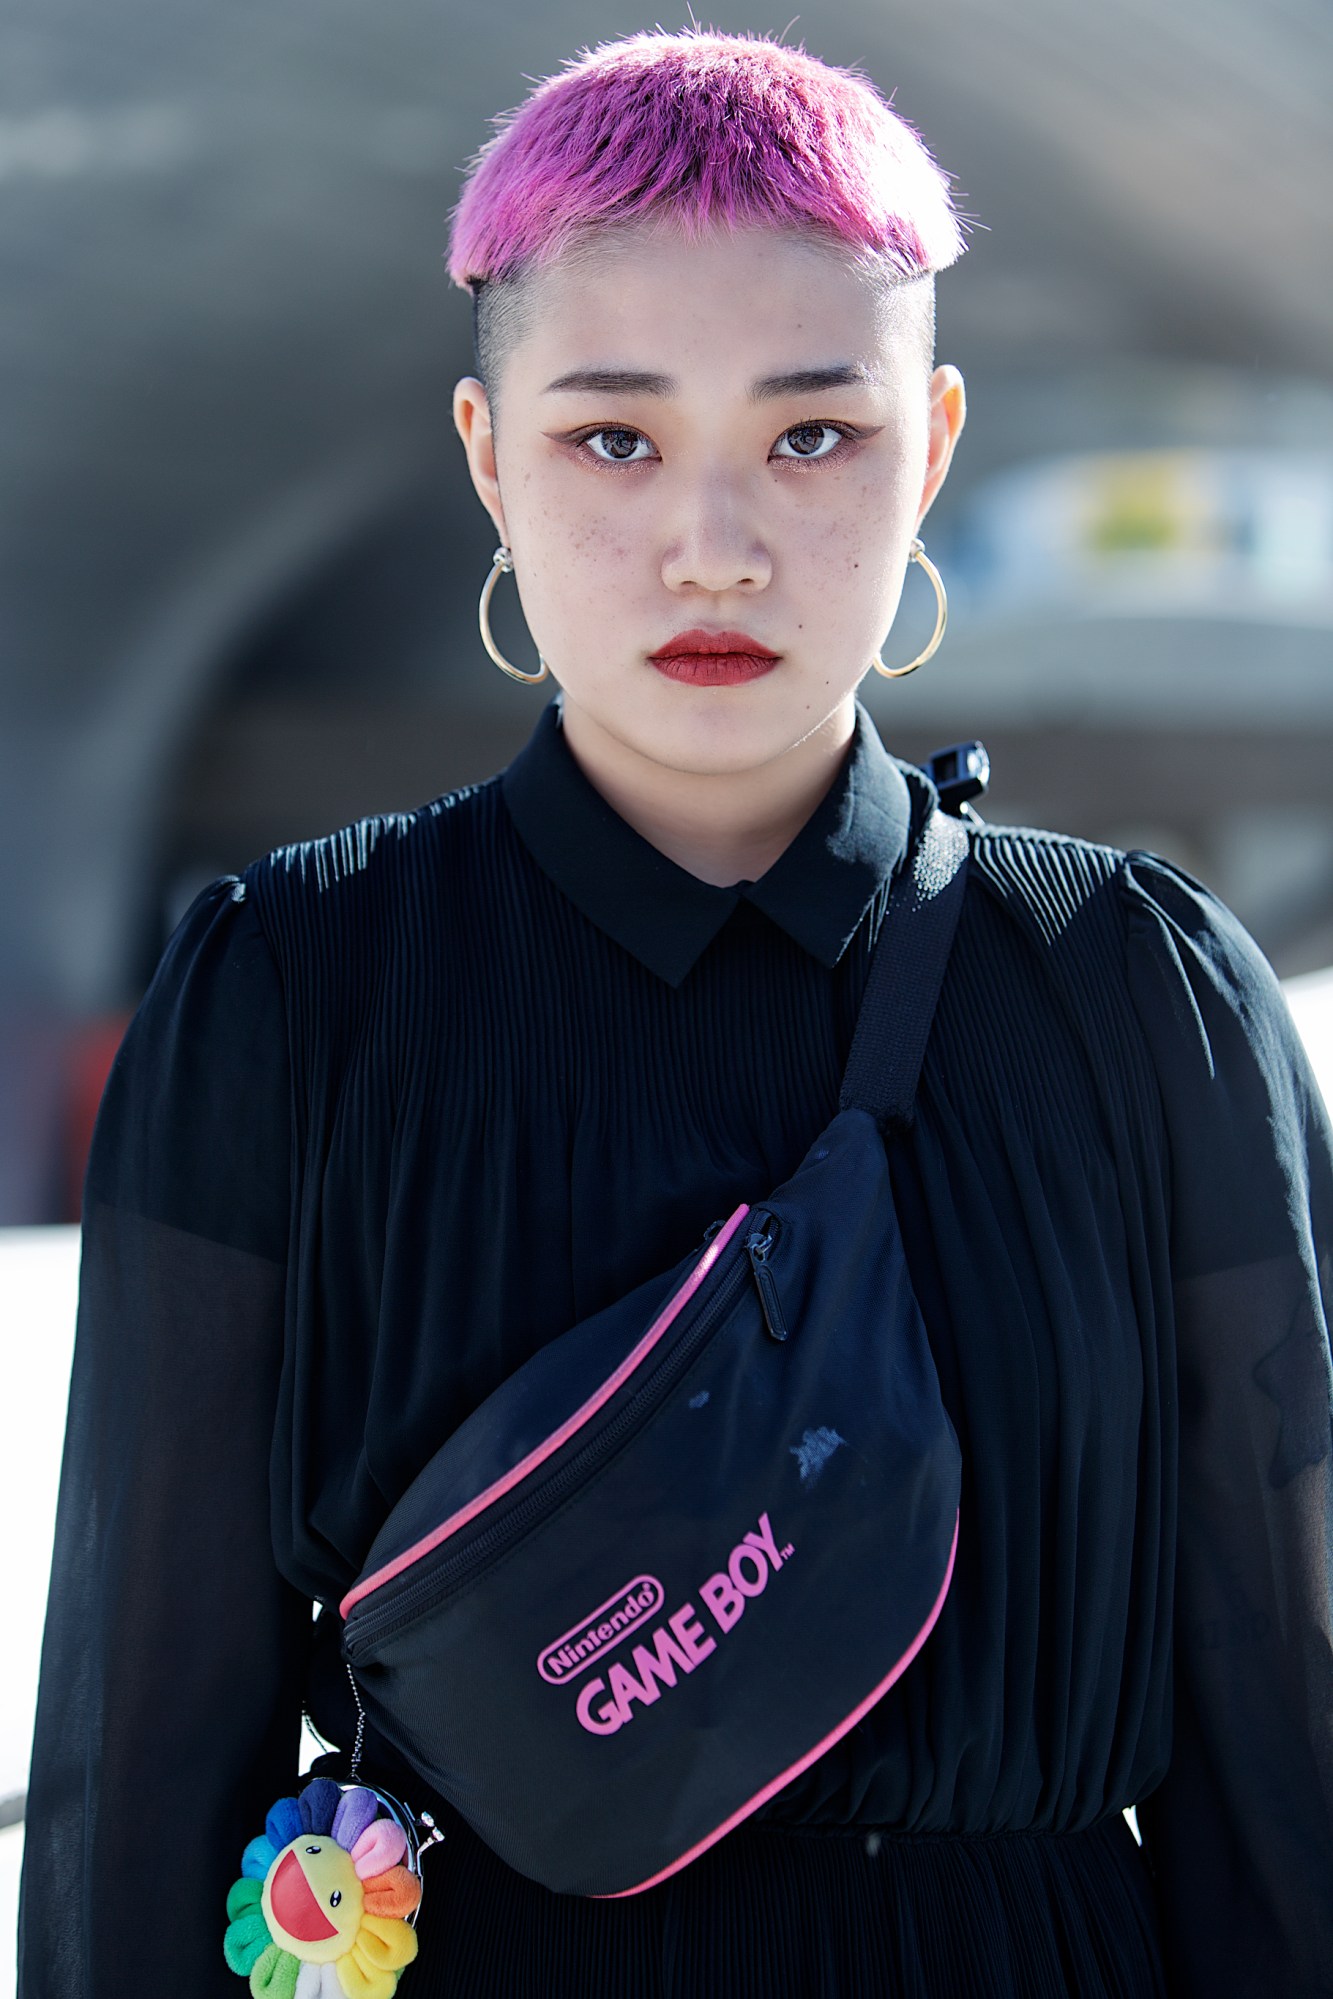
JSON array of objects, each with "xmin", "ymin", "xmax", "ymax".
[{"xmin": 925, "ymin": 740, "xmax": 990, "ymax": 819}]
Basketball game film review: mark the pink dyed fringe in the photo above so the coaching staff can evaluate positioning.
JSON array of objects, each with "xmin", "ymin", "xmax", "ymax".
[{"xmin": 446, "ymin": 27, "xmax": 969, "ymax": 288}]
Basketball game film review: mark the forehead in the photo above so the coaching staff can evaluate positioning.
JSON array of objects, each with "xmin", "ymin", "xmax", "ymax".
[{"xmin": 509, "ymin": 220, "xmax": 922, "ymax": 389}]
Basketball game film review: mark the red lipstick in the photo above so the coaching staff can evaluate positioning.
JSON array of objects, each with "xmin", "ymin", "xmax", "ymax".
[{"xmin": 648, "ymin": 628, "xmax": 781, "ymax": 688}]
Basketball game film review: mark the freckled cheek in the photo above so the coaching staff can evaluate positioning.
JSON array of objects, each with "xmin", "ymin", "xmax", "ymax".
[
  {"xmin": 545, "ymin": 533, "xmax": 631, "ymax": 587},
  {"xmin": 834, "ymin": 473, "xmax": 912, "ymax": 571},
  {"xmin": 536, "ymin": 516, "xmax": 639, "ymax": 597},
  {"xmin": 524, "ymin": 473, "xmax": 629, "ymax": 557},
  {"xmin": 798, "ymin": 506, "xmax": 875, "ymax": 592},
  {"xmin": 793, "ymin": 505, "xmax": 906, "ymax": 657},
  {"xmin": 521, "ymin": 521, "xmax": 641, "ymax": 648}
]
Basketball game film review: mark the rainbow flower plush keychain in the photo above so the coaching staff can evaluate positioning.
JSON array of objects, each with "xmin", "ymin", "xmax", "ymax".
[{"xmin": 223, "ymin": 1770, "xmax": 438, "ymax": 1998}]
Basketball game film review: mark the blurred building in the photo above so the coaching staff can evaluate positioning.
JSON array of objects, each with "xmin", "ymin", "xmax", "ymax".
[{"xmin": 1, "ymin": 0, "xmax": 1330, "ymax": 1220}]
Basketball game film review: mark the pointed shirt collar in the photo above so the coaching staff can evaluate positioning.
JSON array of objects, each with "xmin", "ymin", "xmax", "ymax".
[{"xmin": 500, "ymin": 694, "xmax": 919, "ymax": 987}]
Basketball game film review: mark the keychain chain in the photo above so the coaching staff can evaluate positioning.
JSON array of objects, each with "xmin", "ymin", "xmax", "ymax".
[
  {"xmin": 345, "ymin": 1662, "xmax": 367, "ymax": 1781},
  {"xmin": 344, "ymin": 1661, "xmax": 444, "ymax": 1870}
]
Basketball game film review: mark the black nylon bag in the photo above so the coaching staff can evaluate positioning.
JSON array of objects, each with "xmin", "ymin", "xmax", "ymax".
[{"xmin": 339, "ymin": 800, "xmax": 969, "ymax": 1898}]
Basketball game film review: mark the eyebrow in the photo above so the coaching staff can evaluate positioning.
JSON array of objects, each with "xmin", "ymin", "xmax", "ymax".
[{"xmin": 540, "ymin": 363, "xmax": 881, "ymax": 402}]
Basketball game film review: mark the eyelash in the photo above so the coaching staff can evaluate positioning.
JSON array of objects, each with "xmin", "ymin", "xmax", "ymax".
[{"xmin": 566, "ymin": 420, "xmax": 866, "ymax": 470}]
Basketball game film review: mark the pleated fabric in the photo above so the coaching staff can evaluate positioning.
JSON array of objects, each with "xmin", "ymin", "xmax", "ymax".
[
  {"xmin": 412, "ymin": 1807, "xmax": 1164, "ymax": 1998},
  {"xmin": 19, "ymin": 696, "xmax": 1333, "ymax": 1998}
]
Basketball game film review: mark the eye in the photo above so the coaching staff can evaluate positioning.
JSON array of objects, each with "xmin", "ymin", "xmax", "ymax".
[
  {"xmin": 772, "ymin": 422, "xmax": 850, "ymax": 462},
  {"xmin": 304, "ymin": 1843, "xmax": 321, "ymax": 1854},
  {"xmin": 330, "ymin": 1890, "xmax": 342, "ymax": 1907},
  {"xmin": 579, "ymin": 426, "xmax": 656, "ymax": 464}
]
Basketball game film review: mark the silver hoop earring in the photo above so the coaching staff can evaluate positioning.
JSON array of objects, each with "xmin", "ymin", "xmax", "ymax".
[
  {"xmin": 478, "ymin": 545, "xmax": 550, "ymax": 685},
  {"xmin": 870, "ymin": 538, "xmax": 948, "ymax": 679}
]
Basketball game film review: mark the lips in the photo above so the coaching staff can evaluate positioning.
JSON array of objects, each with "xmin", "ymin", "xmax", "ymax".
[{"xmin": 649, "ymin": 628, "xmax": 780, "ymax": 660}]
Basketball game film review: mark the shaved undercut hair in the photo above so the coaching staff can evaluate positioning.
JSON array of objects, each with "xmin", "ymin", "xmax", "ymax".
[{"xmin": 447, "ymin": 26, "xmax": 969, "ymax": 428}]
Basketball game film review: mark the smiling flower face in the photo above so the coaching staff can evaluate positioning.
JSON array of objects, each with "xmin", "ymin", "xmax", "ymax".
[
  {"xmin": 224, "ymin": 1776, "xmax": 421, "ymax": 1999},
  {"xmin": 262, "ymin": 1835, "xmax": 364, "ymax": 1961}
]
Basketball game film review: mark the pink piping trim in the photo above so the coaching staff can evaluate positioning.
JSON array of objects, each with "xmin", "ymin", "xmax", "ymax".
[
  {"xmin": 590, "ymin": 1510, "xmax": 961, "ymax": 1899},
  {"xmin": 340, "ymin": 1203, "xmax": 752, "ymax": 1621}
]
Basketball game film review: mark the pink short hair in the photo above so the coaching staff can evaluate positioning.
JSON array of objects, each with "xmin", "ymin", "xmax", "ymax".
[{"xmin": 446, "ymin": 27, "xmax": 970, "ymax": 290}]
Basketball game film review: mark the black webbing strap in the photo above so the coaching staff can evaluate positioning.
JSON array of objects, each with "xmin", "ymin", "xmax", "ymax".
[{"xmin": 837, "ymin": 805, "xmax": 970, "ymax": 1134}]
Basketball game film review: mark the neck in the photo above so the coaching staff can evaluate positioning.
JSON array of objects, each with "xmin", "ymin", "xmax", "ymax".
[{"xmin": 556, "ymin": 695, "xmax": 857, "ymax": 887}]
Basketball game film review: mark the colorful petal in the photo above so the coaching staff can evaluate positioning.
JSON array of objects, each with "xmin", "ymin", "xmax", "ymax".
[
  {"xmin": 227, "ymin": 1875, "xmax": 265, "ymax": 1921},
  {"xmin": 243, "ymin": 1834, "xmax": 280, "ymax": 1880},
  {"xmin": 266, "ymin": 1795, "xmax": 304, "ymax": 1850},
  {"xmin": 331, "ymin": 1788, "xmax": 379, "ymax": 1851},
  {"xmin": 293, "ymin": 1965, "xmax": 342, "ymax": 1999},
  {"xmin": 250, "ymin": 1941, "xmax": 300, "ymax": 1999},
  {"xmin": 299, "ymin": 1777, "xmax": 342, "ymax": 1835},
  {"xmin": 361, "ymin": 1865, "xmax": 420, "ymax": 1921},
  {"xmin": 350, "ymin": 1820, "xmax": 407, "ymax": 1879},
  {"xmin": 224, "ymin": 1906, "xmax": 272, "ymax": 1976},
  {"xmin": 334, "ymin": 1952, "xmax": 396, "ymax": 1999},
  {"xmin": 354, "ymin": 1913, "xmax": 418, "ymax": 1971}
]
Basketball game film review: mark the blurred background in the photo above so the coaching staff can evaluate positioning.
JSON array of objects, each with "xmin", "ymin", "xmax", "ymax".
[{"xmin": 3, "ymin": 0, "xmax": 1333, "ymax": 1977}]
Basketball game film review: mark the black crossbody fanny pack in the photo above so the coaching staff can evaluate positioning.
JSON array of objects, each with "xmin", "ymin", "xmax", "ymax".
[{"xmin": 337, "ymin": 800, "xmax": 970, "ymax": 1899}]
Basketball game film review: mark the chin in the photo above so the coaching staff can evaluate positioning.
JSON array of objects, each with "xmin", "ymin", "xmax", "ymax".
[{"xmin": 631, "ymin": 690, "xmax": 829, "ymax": 776}]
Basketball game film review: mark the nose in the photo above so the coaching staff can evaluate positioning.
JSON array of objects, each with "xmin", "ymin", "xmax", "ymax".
[{"xmin": 659, "ymin": 476, "xmax": 772, "ymax": 595}]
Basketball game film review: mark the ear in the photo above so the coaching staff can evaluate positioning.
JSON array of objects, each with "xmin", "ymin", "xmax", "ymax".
[
  {"xmin": 452, "ymin": 376, "xmax": 508, "ymax": 545},
  {"xmin": 915, "ymin": 366, "xmax": 966, "ymax": 532}
]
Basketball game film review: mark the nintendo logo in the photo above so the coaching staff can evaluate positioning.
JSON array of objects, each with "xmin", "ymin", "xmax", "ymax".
[{"xmin": 537, "ymin": 1575, "xmax": 665, "ymax": 1686}]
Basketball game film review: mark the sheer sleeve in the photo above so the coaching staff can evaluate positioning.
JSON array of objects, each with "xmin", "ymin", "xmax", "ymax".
[
  {"xmin": 17, "ymin": 874, "xmax": 311, "ymax": 1998},
  {"xmin": 1122, "ymin": 851, "xmax": 1333, "ymax": 1998}
]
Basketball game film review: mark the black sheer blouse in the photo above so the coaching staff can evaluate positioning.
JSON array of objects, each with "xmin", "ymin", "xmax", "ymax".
[{"xmin": 19, "ymin": 696, "xmax": 1333, "ymax": 1997}]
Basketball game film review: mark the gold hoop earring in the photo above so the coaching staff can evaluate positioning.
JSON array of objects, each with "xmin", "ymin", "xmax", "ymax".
[
  {"xmin": 870, "ymin": 537, "xmax": 948, "ymax": 678},
  {"xmin": 478, "ymin": 545, "xmax": 550, "ymax": 685}
]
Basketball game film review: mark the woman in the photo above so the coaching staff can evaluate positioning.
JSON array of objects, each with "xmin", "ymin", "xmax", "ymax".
[{"xmin": 19, "ymin": 27, "xmax": 1333, "ymax": 1998}]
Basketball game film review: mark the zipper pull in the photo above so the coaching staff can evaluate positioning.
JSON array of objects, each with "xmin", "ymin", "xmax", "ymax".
[
  {"xmin": 415, "ymin": 1810, "xmax": 446, "ymax": 1860},
  {"xmin": 745, "ymin": 1215, "xmax": 789, "ymax": 1342}
]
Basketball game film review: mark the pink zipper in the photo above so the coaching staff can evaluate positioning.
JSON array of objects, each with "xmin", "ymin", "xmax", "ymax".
[{"xmin": 340, "ymin": 1202, "xmax": 752, "ymax": 1621}]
